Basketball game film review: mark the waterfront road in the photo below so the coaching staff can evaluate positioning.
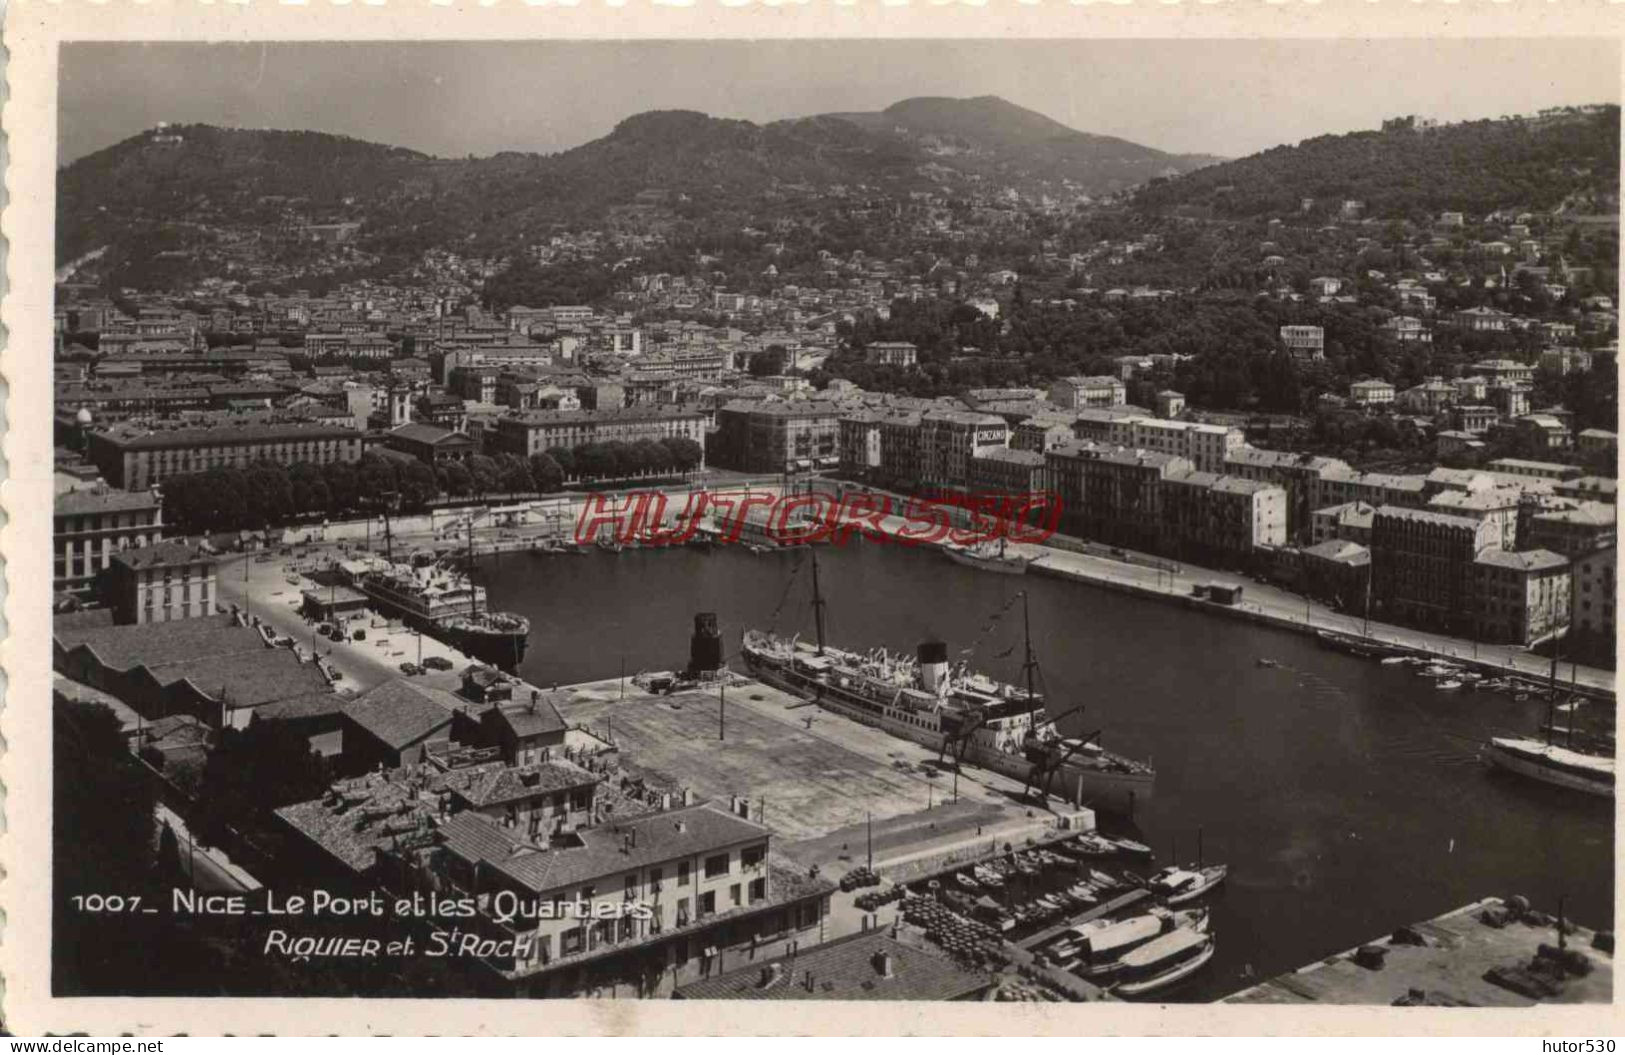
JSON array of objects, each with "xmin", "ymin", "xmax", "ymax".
[
  {"xmin": 216, "ymin": 552, "xmax": 479, "ymax": 693},
  {"xmin": 839, "ymin": 508, "xmax": 1613, "ymax": 696}
]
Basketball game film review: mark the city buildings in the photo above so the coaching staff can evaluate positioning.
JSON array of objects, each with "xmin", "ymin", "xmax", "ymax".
[
  {"xmin": 1349, "ymin": 379, "xmax": 1396, "ymax": 407},
  {"xmin": 86, "ymin": 419, "xmax": 365, "ymax": 490},
  {"xmin": 863, "ymin": 341, "xmax": 918, "ymax": 367},
  {"xmin": 104, "ymin": 541, "xmax": 218, "ymax": 625},
  {"xmin": 1279, "ymin": 325, "xmax": 1326, "ymax": 361},
  {"xmin": 490, "ymin": 407, "xmax": 707, "ymax": 460},
  {"xmin": 712, "ymin": 402, "xmax": 841, "ymax": 473},
  {"xmin": 1370, "ymin": 506, "xmax": 1499, "ymax": 635},
  {"xmin": 54, "ymin": 486, "xmax": 163, "ymax": 594},
  {"xmin": 1472, "ymin": 549, "xmax": 1572, "ymax": 645},
  {"xmin": 1047, "ymin": 375, "xmax": 1127, "ymax": 410}
]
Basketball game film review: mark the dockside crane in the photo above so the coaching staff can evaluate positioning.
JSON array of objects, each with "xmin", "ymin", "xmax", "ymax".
[{"xmin": 1021, "ymin": 703, "xmax": 1100, "ymax": 804}]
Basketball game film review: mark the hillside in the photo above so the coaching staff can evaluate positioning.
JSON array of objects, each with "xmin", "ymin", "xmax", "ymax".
[
  {"xmin": 56, "ymin": 98, "xmax": 1219, "ymax": 280},
  {"xmin": 1133, "ymin": 106, "xmax": 1620, "ymax": 220},
  {"xmin": 828, "ymin": 95, "xmax": 1221, "ymax": 190}
]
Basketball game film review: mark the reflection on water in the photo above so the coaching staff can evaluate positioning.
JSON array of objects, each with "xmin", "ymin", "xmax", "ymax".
[{"xmin": 480, "ymin": 541, "xmax": 1614, "ymax": 1001}]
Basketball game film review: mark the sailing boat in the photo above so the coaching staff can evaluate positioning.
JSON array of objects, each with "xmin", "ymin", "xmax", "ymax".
[
  {"xmin": 739, "ymin": 558, "xmax": 1155, "ymax": 812},
  {"xmin": 1483, "ymin": 629, "xmax": 1613, "ymax": 798}
]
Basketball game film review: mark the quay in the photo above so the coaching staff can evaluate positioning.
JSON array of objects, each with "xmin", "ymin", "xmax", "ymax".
[
  {"xmin": 798, "ymin": 484, "xmax": 1615, "ymax": 701},
  {"xmin": 235, "ymin": 490, "xmax": 1613, "ymax": 700},
  {"xmin": 1222, "ymin": 896, "xmax": 1613, "ymax": 1005}
]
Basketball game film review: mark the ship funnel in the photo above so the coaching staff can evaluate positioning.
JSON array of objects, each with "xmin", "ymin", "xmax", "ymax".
[{"xmin": 917, "ymin": 641, "xmax": 950, "ymax": 694}]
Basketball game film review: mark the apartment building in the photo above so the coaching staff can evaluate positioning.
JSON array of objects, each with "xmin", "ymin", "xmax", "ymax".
[
  {"xmin": 1349, "ymin": 380, "xmax": 1396, "ymax": 407},
  {"xmin": 1161, "ymin": 471, "xmax": 1288, "ymax": 566},
  {"xmin": 1279, "ymin": 325, "xmax": 1326, "ymax": 361},
  {"xmin": 435, "ymin": 801, "xmax": 827, "ymax": 997},
  {"xmin": 1047, "ymin": 375, "xmax": 1127, "ymax": 410},
  {"xmin": 711, "ymin": 402, "xmax": 841, "ymax": 473},
  {"xmin": 104, "ymin": 541, "xmax": 218, "ymax": 625},
  {"xmin": 1043, "ymin": 443, "xmax": 1192, "ymax": 552},
  {"xmin": 86, "ymin": 420, "xmax": 364, "ymax": 490},
  {"xmin": 1472, "ymin": 549, "xmax": 1572, "ymax": 645},
  {"xmin": 1370, "ymin": 506, "xmax": 1500, "ymax": 634},
  {"xmin": 918, "ymin": 409, "xmax": 1009, "ymax": 491},
  {"xmin": 1570, "ymin": 546, "xmax": 1616, "ymax": 660},
  {"xmin": 54, "ymin": 486, "xmax": 164, "ymax": 594},
  {"xmin": 864, "ymin": 341, "xmax": 919, "ymax": 367},
  {"xmin": 491, "ymin": 407, "xmax": 707, "ymax": 460}
]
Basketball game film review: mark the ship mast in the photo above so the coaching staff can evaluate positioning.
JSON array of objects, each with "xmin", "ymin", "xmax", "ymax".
[
  {"xmin": 810, "ymin": 547, "xmax": 827, "ymax": 656},
  {"xmin": 382, "ymin": 502, "xmax": 394, "ymax": 565},
  {"xmin": 1546, "ymin": 617, "xmax": 1561, "ymax": 745},
  {"xmin": 1021, "ymin": 590, "xmax": 1038, "ymax": 702},
  {"xmin": 467, "ymin": 519, "xmax": 479, "ymax": 619}
]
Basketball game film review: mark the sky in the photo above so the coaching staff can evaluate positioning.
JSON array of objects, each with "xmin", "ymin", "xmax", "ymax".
[{"xmin": 59, "ymin": 39, "xmax": 1620, "ymax": 167}]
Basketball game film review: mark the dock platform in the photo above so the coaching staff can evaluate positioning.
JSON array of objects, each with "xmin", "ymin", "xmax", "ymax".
[{"xmin": 1223, "ymin": 897, "xmax": 1612, "ymax": 1005}]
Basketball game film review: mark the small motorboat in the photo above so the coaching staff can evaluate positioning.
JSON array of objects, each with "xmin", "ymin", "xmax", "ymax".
[
  {"xmin": 1436, "ymin": 680, "xmax": 1464, "ymax": 691},
  {"xmin": 1256, "ymin": 658, "xmax": 1280, "ymax": 669},
  {"xmin": 1066, "ymin": 834, "xmax": 1121, "ymax": 858},
  {"xmin": 956, "ymin": 872, "xmax": 982, "ymax": 891},
  {"xmin": 1149, "ymin": 864, "xmax": 1228, "ymax": 905},
  {"xmin": 1380, "ymin": 656, "xmax": 1408, "ymax": 666},
  {"xmin": 973, "ymin": 865, "xmax": 1005, "ymax": 888},
  {"xmin": 1111, "ymin": 836, "xmax": 1155, "ymax": 858},
  {"xmin": 1112, "ymin": 928, "xmax": 1216, "ymax": 998}
]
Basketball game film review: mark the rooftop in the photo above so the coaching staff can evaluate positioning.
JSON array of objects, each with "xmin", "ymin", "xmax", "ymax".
[
  {"xmin": 94, "ymin": 419, "xmax": 360, "ymax": 450},
  {"xmin": 1476, "ymin": 549, "xmax": 1569, "ymax": 572},
  {"xmin": 442, "ymin": 759, "xmax": 599, "ymax": 809},
  {"xmin": 439, "ymin": 800, "xmax": 771, "ymax": 896},
  {"xmin": 56, "ymin": 487, "xmax": 162, "ymax": 516},
  {"xmin": 109, "ymin": 540, "xmax": 212, "ymax": 571},
  {"xmin": 342, "ymin": 679, "xmax": 462, "ymax": 750}
]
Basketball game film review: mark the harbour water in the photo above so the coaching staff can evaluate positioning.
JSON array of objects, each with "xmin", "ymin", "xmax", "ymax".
[{"xmin": 480, "ymin": 540, "xmax": 1615, "ymax": 1002}]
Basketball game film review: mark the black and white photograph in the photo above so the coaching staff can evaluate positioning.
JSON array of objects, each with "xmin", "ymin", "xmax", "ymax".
[{"xmin": 18, "ymin": 23, "xmax": 1621, "ymax": 1030}]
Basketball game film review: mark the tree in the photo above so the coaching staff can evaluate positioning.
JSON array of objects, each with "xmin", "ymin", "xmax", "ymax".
[
  {"xmin": 465, "ymin": 454, "xmax": 500, "ymax": 496},
  {"xmin": 398, "ymin": 460, "xmax": 439, "ymax": 509},
  {"xmin": 323, "ymin": 461, "xmax": 360, "ymax": 515},
  {"xmin": 193, "ymin": 720, "xmax": 330, "ymax": 847},
  {"xmin": 546, "ymin": 446, "xmax": 576, "ymax": 480},
  {"xmin": 605, "ymin": 441, "xmax": 640, "ymax": 480},
  {"xmin": 574, "ymin": 442, "xmax": 613, "ymax": 481},
  {"xmin": 436, "ymin": 460, "xmax": 473, "ymax": 498},
  {"xmin": 356, "ymin": 454, "xmax": 399, "ymax": 506},
  {"xmin": 528, "ymin": 452, "xmax": 564, "ymax": 493},
  {"xmin": 496, "ymin": 453, "xmax": 535, "ymax": 493},
  {"xmin": 664, "ymin": 437, "xmax": 704, "ymax": 477},
  {"xmin": 632, "ymin": 438, "xmax": 671, "ymax": 477}
]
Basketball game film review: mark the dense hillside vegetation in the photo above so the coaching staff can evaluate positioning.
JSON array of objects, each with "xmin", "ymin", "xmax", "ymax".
[
  {"xmin": 1134, "ymin": 107, "xmax": 1620, "ymax": 221},
  {"xmin": 57, "ymin": 97, "xmax": 1214, "ymax": 274}
]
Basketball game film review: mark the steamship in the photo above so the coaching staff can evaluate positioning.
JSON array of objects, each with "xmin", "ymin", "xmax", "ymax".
[
  {"xmin": 355, "ymin": 561, "xmax": 530, "ymax": 670},
  {"xmin": 741, "ymin": 555, "xmax": 1154, "ymax": 813}
]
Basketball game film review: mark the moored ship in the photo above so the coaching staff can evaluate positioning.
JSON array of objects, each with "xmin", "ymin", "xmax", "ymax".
[
  {"xmin": 1483, "ymin": 737, "xmax": 1614, "ymax": 798},
  {"xmin": 741, "ymin": 552, "xmax": 1154, "ymax": 813},
  {"xmin": 355, "ymin": 561, "xmax": 530, "ymax": 670},
  {"xmin": 942, "ymin": 537, "xmax": 1037, "ymax": 575}
]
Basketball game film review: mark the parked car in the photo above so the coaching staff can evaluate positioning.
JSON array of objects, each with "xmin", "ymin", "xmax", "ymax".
[
  {"xmin": 421, "ymin": 656, "xmax": 453, "ymax": 671},
  {"xmin": 399, "ymin": 661, "xmax": 421, "ymax": 676},
  {"xmin": 352, "ymin": 628, "xmax": 367, "ymax": 642}
]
